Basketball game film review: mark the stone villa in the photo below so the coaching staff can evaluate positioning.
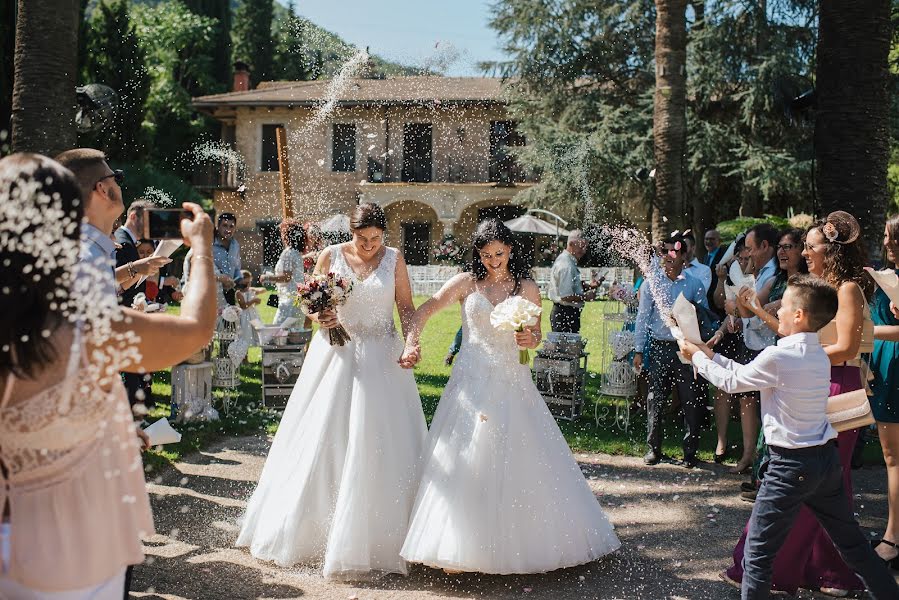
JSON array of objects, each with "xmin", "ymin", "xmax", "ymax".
[{"xmin": 193, "ymin": 70, "xmax": 537, "ymax": 270}]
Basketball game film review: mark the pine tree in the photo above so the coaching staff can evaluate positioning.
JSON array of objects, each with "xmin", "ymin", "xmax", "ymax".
[
  {"xmin": 274, "ymin": 1, "xmax": 322, "ymax": 81},
  {"xmin": 233, "ymin": 0, "xmax": 275, "ymax": 86},
  {"xmin": 184, "ymin": 0, "xmax": 231, "ymax": 91},
  {"xmin": 82, "ymin": 0, "xmax": 151, "ymax": 160},
  {"xmin": 487, "ymin": 0, "xmax": 818, "ymax": 231}
]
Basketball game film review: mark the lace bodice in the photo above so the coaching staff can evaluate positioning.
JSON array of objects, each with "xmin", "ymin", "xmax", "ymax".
[
  {"xmin": 329, "ymin": 244, "xmax": 398, "ymax": 338},
  {"xmin": 456, "ymin": 291, "xmax": 526, "ymax": 369},
  {"xmin": 0, "ymin": 331, "xmax": 128, "ymax": 479}
]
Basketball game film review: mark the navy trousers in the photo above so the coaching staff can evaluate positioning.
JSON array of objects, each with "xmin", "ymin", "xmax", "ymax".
[{"xmin": 742, "ymin": 441, "xmax": 899, "ymax": 599}]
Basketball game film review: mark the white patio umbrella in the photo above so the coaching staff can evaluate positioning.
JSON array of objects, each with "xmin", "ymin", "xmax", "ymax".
[
  {"xmin": 318, "ymin": 213, "xmax": 350, "ymax": 233},
  {"xmin": 504, "ymin": 214, "xmax": 570, "ymax": 237}
]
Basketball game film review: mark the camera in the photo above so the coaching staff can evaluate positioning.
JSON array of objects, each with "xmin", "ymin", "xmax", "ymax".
[{"xmin": 143, "ymin": 208, "xmax": 216, "ymax": 240}]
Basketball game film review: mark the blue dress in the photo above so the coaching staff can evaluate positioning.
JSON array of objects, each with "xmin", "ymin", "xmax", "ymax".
[{"xmin": 870, "ymin": 278, "xmax": 899, "ymax": 422}]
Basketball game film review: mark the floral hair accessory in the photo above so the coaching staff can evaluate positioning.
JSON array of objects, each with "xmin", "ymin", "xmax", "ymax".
[{"xmin": 822, "ymin": 211, "xmax": 861, "ymax": 245}]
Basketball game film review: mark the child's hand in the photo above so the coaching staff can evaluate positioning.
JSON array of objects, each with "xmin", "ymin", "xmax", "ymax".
[{"xmin": 678, "ymin": 340, "xmax": 702, "ymax": 362}]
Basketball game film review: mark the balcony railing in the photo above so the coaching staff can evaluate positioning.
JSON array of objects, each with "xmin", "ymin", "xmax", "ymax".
[{"xmin": 192, "ymin": 163, "xmax": 240, "ymax": 191}]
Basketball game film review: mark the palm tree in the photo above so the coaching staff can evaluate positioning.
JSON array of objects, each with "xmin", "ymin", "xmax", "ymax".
[
  {"xmin": 652, "ymin": 0, "xmax": 688, "ymax": 241},
  {"xmin": 815, "ymin": 0, "xmax": 891, "ymax": 257},
  {"xmin": 11, "ymin": 0, "xmax": 80, "ymax": 155}
]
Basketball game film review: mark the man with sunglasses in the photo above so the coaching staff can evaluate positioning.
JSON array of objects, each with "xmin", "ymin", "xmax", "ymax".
[
  {"xmin": 56, "ymin": 149, "xmax": 169, "ymax": 298},
  {"xmin": 634, "ymin": 233, "xmax": 710, "ymax": 468}
]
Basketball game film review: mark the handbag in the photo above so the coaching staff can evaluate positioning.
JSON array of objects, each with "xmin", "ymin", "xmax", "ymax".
[
  {"xmin": 826, "ymin": 388, "xmax": 874, "ymax": 432},
  {"xmin": 267, "ymin": 293, "xmax": 279, "ymax": 308}
]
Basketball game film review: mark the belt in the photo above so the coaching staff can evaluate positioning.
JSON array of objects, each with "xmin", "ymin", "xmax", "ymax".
[{"xmin": 768, "ymin": 439, "xmax": 836, "ymax": 455}]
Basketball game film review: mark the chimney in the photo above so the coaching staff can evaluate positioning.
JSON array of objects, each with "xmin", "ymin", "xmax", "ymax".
[{"xmin": 233, "ymin": 61, "xmax": 250, "ymax": 92}]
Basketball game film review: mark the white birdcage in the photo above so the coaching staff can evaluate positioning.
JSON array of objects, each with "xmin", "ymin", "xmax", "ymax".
[
  {"xmin": 212, "ymin": 308, "xmax": 241, "ymax": 412},
  {"xmin": 599, "ymin": 312, "xmax": 637, "ymax": 398}
]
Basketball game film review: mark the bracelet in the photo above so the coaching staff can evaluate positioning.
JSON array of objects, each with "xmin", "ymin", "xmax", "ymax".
[
  {"xmin": 127, "ymin": 262, "xmax": 137, "ymax": 278},
  {"xmin": 191, "ymin": 254, "xmax": 214, "ymax": 264}
]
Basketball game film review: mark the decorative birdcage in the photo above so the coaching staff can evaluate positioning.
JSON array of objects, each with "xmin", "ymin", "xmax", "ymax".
[
  {"xmin": 212, "ymin": 307, "xmax": 241, "ymax": 412},
  {"xmin": 599, "ymin": 312, "xmax": 637, "ymax": 398}
]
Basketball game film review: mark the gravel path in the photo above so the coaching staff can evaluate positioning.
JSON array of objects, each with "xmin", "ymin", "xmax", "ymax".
[{"xmin": 130, "ymin": 435, "xmax": 894, "ymax": 600}]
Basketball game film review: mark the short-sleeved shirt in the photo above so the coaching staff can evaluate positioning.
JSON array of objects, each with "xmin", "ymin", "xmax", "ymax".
[
  {"xmin": 275, "ymin": 247, "xmax": 305, "ymax": 306},
  {"xmin": 77, "ymin": 222, "xmax": 118, "ymax": 301},
  {"xmin": 212, "ymin": 237, "xmax": 241, "ymax": 281},
  {"xmin": 548, "ymin": 251, "xmax": 584, "ymax": 308}
]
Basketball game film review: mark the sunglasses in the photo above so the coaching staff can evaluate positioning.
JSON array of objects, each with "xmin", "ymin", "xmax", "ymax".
[{"xmin": 96, "ymin": 169, "xmax": 124, "ymax": 186}]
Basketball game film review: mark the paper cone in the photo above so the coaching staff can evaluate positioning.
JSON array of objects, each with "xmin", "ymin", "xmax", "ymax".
[
  {"xmin": 865, "ymin": 267, "xmax": 899, "ymax": 306},
  {"xmin": 718, "ymin": 239, "xmax": 737, "ymax": 265},
  {"xmin": 144, "ymin": 418, "xmax": 182, "ymax": 446},
  {"xmin": 671, "ymin": 293, "xmax": 703, "ymax": 344}
]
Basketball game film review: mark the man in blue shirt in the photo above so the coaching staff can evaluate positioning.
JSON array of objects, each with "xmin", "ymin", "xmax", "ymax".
[{"xmin": 633, "ymin": 232, "xmax": 709, "ymax": 468}]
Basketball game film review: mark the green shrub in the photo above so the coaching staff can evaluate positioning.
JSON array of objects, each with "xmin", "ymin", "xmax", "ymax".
[{"xmin": 715, "ymin": 215, "xmax": 791, "ymax": 243}]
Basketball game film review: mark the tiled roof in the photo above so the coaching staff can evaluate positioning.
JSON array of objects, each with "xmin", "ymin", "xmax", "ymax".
[{"xmin": 193, "ymin": 77, "xmax": 512, "ymax": 109}]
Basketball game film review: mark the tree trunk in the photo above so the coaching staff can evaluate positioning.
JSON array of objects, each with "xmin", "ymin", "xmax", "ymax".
[
  {"xmin": 11, "ymin": 0, "xmax": 80, "ymax": 156},
  {"xmin": 652, "ymin": 0, "xmax": 689, "ymax": 242},
  {"xmin": 689, "ymin": 0, "xmax": 712, "ymax": 253},
  {"xmin": 815, "ymin": 0, "xmax": 891, "ymax": 259}
]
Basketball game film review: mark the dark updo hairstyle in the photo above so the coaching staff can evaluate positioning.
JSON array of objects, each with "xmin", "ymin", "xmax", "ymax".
[
  {"xmin": 279, "ymin": 218, "xmax": 306, "ymax": 251},
  {"xmin": 350, "ymin": 202, "xmax": 387, "ymax": 231},
  {"xmin": 468, "ymin": 218, "xmax": 531, "ymax": 294},
  {"xmin": 0, "ymin": 153, "xmax": 84, "ymax": 379}
]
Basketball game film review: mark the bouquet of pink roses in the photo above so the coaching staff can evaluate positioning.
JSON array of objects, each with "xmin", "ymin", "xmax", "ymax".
[{"xmin": 295, "ymin": 272, "xmax": 354, "ymax": 346}]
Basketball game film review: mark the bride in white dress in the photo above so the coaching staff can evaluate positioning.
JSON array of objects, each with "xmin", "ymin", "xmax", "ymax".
[
  {"xmin": 236, "ymin": 204, "xmax": 427, "ymax": 579},
  {"xmin": 398, "ymin": 219, "xmax": 620, "ymax": 574}
]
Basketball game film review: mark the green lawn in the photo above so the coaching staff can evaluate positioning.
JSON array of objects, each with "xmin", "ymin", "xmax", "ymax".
[{"xmin": 147, "ymin": 292, "xmax": 883, "ymax": 471}]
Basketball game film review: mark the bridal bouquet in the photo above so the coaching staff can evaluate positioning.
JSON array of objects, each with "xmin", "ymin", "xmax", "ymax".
[
  {"xmin": 295, "ymin": 272, "xmax": 354, "ymax": 346},
  {"xmin": 490, "ymin": 296, "xmax": 542, "ymax": 364}
]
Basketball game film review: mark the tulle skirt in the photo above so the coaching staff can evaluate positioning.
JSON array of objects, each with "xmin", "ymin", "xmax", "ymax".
[
  {"xmin": 400, "ymin": 349, "xmax": 620, "ymax": 574},
  {"xmin": 236, "ymin": 330, "xmax": 427, "ymax": 578}
]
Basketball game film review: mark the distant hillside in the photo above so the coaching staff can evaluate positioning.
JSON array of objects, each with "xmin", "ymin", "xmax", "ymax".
[{"xmin": 86, "ymin": 0, "xmax": 421, "ymax": 78}]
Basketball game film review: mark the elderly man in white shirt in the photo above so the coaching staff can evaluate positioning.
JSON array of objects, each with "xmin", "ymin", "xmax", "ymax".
[{"xmin": 548, "ymin": 230, "xmax": 596, "ymax": 333}]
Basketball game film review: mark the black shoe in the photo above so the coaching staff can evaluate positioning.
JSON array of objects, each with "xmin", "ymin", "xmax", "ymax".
[
  {"xmin": 740, "ymin": 481, "xmax": 757, "ymax": 493},
  {"xmin": 714, "ymin": 451, "xmax": 728, "ymax": 464},
  {"xmin": 740, "ymin": 490, "xmax": 757, "ymax": 503},
  {"xmin": 682, "ymin": 456, "xmax": 699, "ymax": 469},
  {"xmin": 871, "ymin": 539, "xmax": 899, "ymax": 569},
  {"xmin": 643, "ymin": 450, "xmax": 662, "ymax": 465}
]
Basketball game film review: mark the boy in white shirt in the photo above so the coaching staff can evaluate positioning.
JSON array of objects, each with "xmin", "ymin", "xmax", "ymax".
[{"xmin": 680, "ymin": 275, "xmax": 898, "ymax": 600}]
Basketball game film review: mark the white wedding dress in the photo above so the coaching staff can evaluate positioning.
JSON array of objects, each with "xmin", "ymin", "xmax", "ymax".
[
  {"xmin": 236, "ymin": 245, "xmax": 427, "ymax": 578},
  {"xmin": 400, "ymin": 290, "xmax": 620, "ymax": 574}
]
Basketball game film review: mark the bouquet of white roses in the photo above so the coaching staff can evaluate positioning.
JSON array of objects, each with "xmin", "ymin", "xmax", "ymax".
[
  {"xmin": 295, "ymin": 272, "xmax": 354, "ymax": 345},
  {"xmin": 490, "ymin": 296, "xmax": 542, "ymax": 364}
]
